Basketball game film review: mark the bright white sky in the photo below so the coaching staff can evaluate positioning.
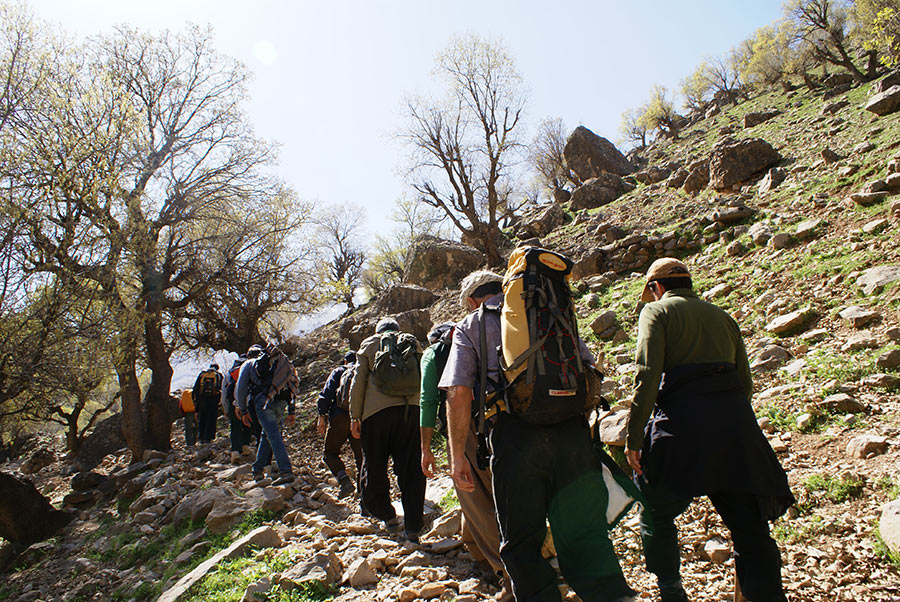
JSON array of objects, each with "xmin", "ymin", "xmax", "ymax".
[{"xmin": 30, "ymin": 0, "xmax": 785, "ymax": 239}]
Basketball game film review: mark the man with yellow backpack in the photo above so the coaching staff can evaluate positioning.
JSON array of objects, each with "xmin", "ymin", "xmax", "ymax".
[{"xmin": 440, "ymin": 249, "xmax": 638, "ymax": 602}]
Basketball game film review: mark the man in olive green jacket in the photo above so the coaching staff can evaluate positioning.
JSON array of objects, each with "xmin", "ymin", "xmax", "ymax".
[
  {"xmin": 349, "ymin": 317, "xmax": 426, "ymax": 543},
  {"xmin": 626, "ymin": 258, "xmax": 793, "ymax": 602}
]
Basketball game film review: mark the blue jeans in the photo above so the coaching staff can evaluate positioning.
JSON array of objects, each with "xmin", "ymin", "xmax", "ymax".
[{"xmin": 252, "ymin": 397, "xmax": 292, "ymax": 475}]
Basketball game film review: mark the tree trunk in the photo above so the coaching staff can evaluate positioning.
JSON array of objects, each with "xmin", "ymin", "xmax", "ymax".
[
  {"xmin": 865, "ymin": 50, "xmax": 879, "ymax": 80},
  {"xmin": 116, "ymin": 353, "xmax": 145, "ymax": 464},
  {"xmin": 144, "ymin": 314, "xmax": 174, "ymax": 451},
  {"xmin": 65, "ymin": 413, "xmax": 80, "ymax": 457}
]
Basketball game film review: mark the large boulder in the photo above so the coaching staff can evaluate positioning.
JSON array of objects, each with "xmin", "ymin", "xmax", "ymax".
[
  {"xmin": 865, "ymin": 85, "xmax": 900, "ymax": 116},
  {"xmin": 874, "ymin": 70, "xmax": 900, "ymax": 95},
  {"xmin": 682, "ymin": 159, "xmax": 710, "ymax": 195},
  {"xmin": 403, "ymin": 236, "xmax": 484, "ymax": 290},
  {"xmin": 708, "ymin": 137, "xmax": 781, "ymax": 189},
  {"xmin": 344, "ymin": 309, "xmax": 432, "ymax": 349},
  {"xmin": 376, "ymin": 284, "xmax": 437, "ymax": 314},
  {"xmin": 743, "ymin": 109, "xmax": 780, "ymax": 128},
  {"xmin": 516, "ymin": 203, "xmax": 570, "ymax": 238},
  {"xmin": 563, "ymin": 126, "xmax": 634, "ymax": 181},
  {"xmin": 569, "ymin": 174, "xmax": 634, "ymax": 211},
  {"xmin": 76, "ymin": 414, "xmax": 126, "ymax": 470},
  {"xmin": 0, "ymin": 472, "xmax": 72, "ymax": 545}
]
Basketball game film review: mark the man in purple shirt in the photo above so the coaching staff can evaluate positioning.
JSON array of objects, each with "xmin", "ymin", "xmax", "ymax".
[{"xmin": 440, "ymin": 269, "xmax": 636, "ymax": 602}]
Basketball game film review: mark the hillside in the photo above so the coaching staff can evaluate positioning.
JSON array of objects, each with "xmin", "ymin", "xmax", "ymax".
[{"xmin": 2, "ymin": 73, "xmax": 900, "ymax": 602}]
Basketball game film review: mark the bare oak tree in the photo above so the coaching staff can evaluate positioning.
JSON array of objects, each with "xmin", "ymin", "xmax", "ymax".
[
  {"xmin": 402, "ymin": 34, "xmax": 526, "ymax": 266},
  {"xmin": 314, "ymin": 203, "xmax": 366, "ymax": 310},
  {"xmin": 786, "ymin": 0, "xmax": 870, "ymax": 82},
  {"xmin": 529, "ymin": 117, "xmax": 580, "ymax": 196}
]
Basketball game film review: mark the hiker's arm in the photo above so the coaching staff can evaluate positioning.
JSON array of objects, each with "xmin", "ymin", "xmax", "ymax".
[
  {"xmin": 627, "ymin": 305, "xmax": 665, "ymax": 455},
  {"xmin": 420, "ymin": 426, "xmax": 436, "ymax": 478},
  {"xmin": 447, "ymin": 385, "xmax": 474, "ymax": 493}
]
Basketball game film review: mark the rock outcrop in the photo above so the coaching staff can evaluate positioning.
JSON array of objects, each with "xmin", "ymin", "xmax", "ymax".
[
  {"xmin": 708, "ymin": 137, "xmax": 781, "ymax": 189},
  {"xmin": 563, "ymin": 126, "xmax": 634, "ymax": 180},
  {"xmin": 0, "ymin": 472, "xmax": 72, "ymax": 545},
  {"xmin": 403, "ymin": 236, "xmax": 484, "ymax": 290}
]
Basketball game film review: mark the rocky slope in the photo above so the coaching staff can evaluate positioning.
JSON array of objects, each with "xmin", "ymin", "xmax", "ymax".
[{"xmin": 3, "ymin": 73, "xmax": 900, "ymax": 602}]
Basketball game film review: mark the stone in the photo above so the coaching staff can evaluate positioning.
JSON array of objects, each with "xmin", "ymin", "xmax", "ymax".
[
  {"xmin": 877, "ymin": 349, "xmax": 900, "ymax": 370},
  {"xmin": 596, "ymin": 410, "xmax": 629, "ymax": 446},
  {"xmin": 563, "ymin": 126, "xmax": 634, "ymax": 180},
  {"xmin": 279, "ymin": 551, "xmax": 342, "ymax": 589},
  {"xmin": 880, "ymin": 499, "xmax": 900, "ymax": 557},
  {"xmin": 682, "ymin": 159, "xmax": 710, "ymax": 195},
  {"xmin": 853, "ymin": 141, "xmax": 876, "ymax": 154},
  {"xmin": 862, "ymin": 373, "xmax": 900, "ymax": 389},
  {"xmin": 795, "ymin": 218, "xmax": 823, "ymax": 240},
  {"xmin": 856, "ymin": 265, "xmax": 900, "ymax": 295},
  {"xmin": 569, "ymin": 174, "xmax": 634, "ymax": 211},
  {"xmin": 590, "ymin": 311, "xmax": 619, "ymax": 337},
  {"xmin": 864, "ymin": 85, "xmax": 900, "ymax": 116},
  {"xmin": 800, "ymin": 329, "xmax": 828, "ymax": 343},
  {"xmin": 517, "ymin": 203, "xmax": 570, "ymax": 238},
  {"xmin": 796, "ymin": 413, "xmax": 813, "ymax": 430},
  {"xmin": 0, "ymin": 472, "xmax": 72, "ymax": 545},
  {"xmin": 158, "ymin": 527, "xmax": 282, "ymax": 602},
  {"xmin": 713, "ymin": 205, "xmax": 756, "ymax": 225},
  {"xmin": 344, "ymin": 557, "xmax": 378, "ymax": 587},
  {"xmin": 769, "ymin": 232, "xmax": 792, "ymax": 249},
  {"xmin": 402, "ymin": 236, "xmax": 484, "ymax": 291},
  {"xmin": 708, "ymin": 137, "xmax": 781, "ymax": 189},
  {"xmin": 842, "ymin": 332, "xmax": 879, "ymax": 352},
  {"xmin": 426, "ymin": 508, "xmax": 461, "ymax": 538},
  {"xmin": 205, "ymin": 497, "xmax": 249, "ymax": 534},
  {"xmin": 874, "ymin": 70, "xmax": 900, "ymax": 95},
  {"xmin": 751, "ymin": 345, "xmax": 792, "ymax": 372},
  {"xmin": 821, "ymin": 146, "xmax": 842, "ymax": 164},
  {"xmin": 849, "ymin": 191, "xmax": 889, "ymax": 206},
  {"xmin": 376, "ymin": 284, "xmax": 438, "ymax": 314},
  {"xmin": 726, "ymin": 240, "xmax": 745, "ymax": 256},
  {"xmin": 758, "ymin": 167, "xmax": 787, "ymax": 194},
  {"xmin": 862, "ymin": 218, "xmax": 889, "ymax": 234},
  {"xmin": 846, "ymin": 435, "xmax": 889, "ymax": 458},
  {"xmin": 820, "ymin": 393, "xmax": 866, "ymax": 413},
  {"xmin": 553, "ymin": 188, "xmax": 571, "ymax": 203},
  {"xmin": 748, "ymin": 222, "xmax": 773, "ymax": 246},
  {"xmin": 766, "ymin": 308, "xmax": 812, "ymax": 335},
  {"xmin": 19, "ymin": 447, "xmax": 56, "ymax": 474},
  {"xmin": 743, "ymin": 109, "xmax": 780, "ymax": 128},
  {"xmin": 666, "ymin": 167, "xmax": 689, "ymax": 189},
  {"xmin": 242, "ymin": 577, "xmax": 273, "ymax": 602},
  {"xmin": 71, "ymin": 471, "xmax": 108, "ymax": 492},
  {"xmin": 822, "ymin": 99, "xmax": 849, "ymax": 115},
  {"xmin": 839, "ymin": 306, "xmax": 881, "ymax": 328},
  {"xmin": 702, "ymin": 283, "xmax": 732, "ymax": 300},
  {"xmin": 703, "ymin": 537, "xmax": 732, "ymax": 563},
  {"xmin": 634, "ymin": 165, "xmax": 671, "ymax": 184},
  {"xmin": 76, "ymin": 414, "xmax": 127, "ymax": 470}
]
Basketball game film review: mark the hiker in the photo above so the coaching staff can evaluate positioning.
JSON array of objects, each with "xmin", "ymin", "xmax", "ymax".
[
  {"xmin": 440, "ymin": 255, "xmax": 638, "ymax": 602},
  {"xmin": 316, "ymin": 350, "xmax": 363, "ymax": 498},
  {"xmin": 235, "ymin": 343, "xmax": 300, "ymax": 486},
  {"xmin": 421, "ymin": 308, "xmax": 508, "ymax": 587},
  {"xmin": 349, "ymin": 317, "xmax": 426, "ymax": 543},
  {"xmin": 178, "ymin": 388, "xmax": 198, "ymax": 447},
  {"xmin": 625, "ymin": 258, "xmax": 794, "ymax": 602},
  {"xmin": 221, "ymin": 354, "xmax": 253, "ymax": 464},
  {"xmin": 193, "ymin": 363, "xmax": 223, "ymax": 444}
]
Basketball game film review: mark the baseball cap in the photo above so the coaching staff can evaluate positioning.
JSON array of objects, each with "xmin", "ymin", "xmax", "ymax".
[{"xmin": 641, "ymin": 258, "xmax": 691, "ymax": 303}]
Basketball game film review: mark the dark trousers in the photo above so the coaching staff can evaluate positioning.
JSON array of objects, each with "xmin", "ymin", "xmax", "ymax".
[
  {"xmin": 324, "ymin": 411, "xmax": 362, "ymax": 480},
  {"xmin": 196, "ymin": 396, "xmax": 218, "ymax": 443},
  {"xmin": 360, "ymin": 405, "xmax": 426, "ymax": 533},
  {"xmin": 228, "ymin": 407, "xmax": 252, "ymax": 452},
  {"xmin": 183, "ymin": 413, "xmax": 197, "ymax": 447},
  {"xmin": 640, "ymin": 485, "xmax": 787, "ymax": 601},
  {"xmin": 490, "ymin": 414, "xmax": 633, "ymax": 602}
]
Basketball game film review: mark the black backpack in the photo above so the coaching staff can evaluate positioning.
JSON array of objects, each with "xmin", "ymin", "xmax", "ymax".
[
  {"xmin": 335, "ymin": 364, "xmax": 356, "ymax": 411},
  {"xmin": 197, "ymin": 370, "xmax": 219, "ymax": 398},
  {"xmin": 431, "ymin": 327, "xmax": 454, "ymax": 434}
]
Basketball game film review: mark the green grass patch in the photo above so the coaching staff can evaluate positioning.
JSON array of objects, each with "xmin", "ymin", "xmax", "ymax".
[
  {"xmin": 874, "ymin": 530, "xmax": 900, "ymax": 571},
  {"xmin": 876, "ymin": 476, "xmax": 900, "ymax": 501},
  {"xmin": 771, "ymin": 515, "xmax": 823, "ymax": 544},
  {"xmin": 803, "ymin": 473, "xmax": 864, "ymax": 504},
  {"xmin": 757, "ymin": 404, "xmax": 797, "ymax": 431},
  {"xmin": 802, "ymin": 347, "xmax": 883, "ymax": 386},
  {"xmin": 439, "ymin": 487, "xmax": 460, "ymax": 510}
]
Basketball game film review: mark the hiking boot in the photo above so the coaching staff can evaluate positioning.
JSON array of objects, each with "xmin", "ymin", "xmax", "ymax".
[
  {"xmin": 252, "ymin": 470, "xmax": 265, "ymax": 482},
  {"xmin": 338, "ymin": 476, "xmax": 355, "ymax": 499},
  {"xmin": 384, "ymin": 516, "xmax": 402, "ymax": 533},
  {"xmin": 241, "ymin": 445, "xmax": 253, "ymax": 456},
  {"xmin": 271, "ymin": 473, "xmax": 295, "ymax": 486},
  {"xmin": 403, "ymin": 529, "xmax": 419, "ymax": 544},
  {"xmin": 230, "ymin": 451, "xmax": 241, "ymax": 465}
]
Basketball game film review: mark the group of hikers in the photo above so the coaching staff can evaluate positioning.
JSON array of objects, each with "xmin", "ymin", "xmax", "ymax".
[{"xmin": 178, "ymin": 247, "xmax": 795, "ymax": 602}]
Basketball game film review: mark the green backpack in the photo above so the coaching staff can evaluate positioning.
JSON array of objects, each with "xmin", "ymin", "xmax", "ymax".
[{"xmin": 371, "ymin": 332, "xmax": 421, "ymax": 398}]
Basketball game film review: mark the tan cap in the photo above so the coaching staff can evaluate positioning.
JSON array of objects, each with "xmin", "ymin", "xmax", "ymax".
[{"xmin": 640, "ymin": 258, "xmax": 691, "ymax": 302}]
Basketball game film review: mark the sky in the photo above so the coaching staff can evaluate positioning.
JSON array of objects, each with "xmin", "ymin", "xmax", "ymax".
[{"xmin": 28, "ymin": 0, "xmax": 787, "ymax": 239}]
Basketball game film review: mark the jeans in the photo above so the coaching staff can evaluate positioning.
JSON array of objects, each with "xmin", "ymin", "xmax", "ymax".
[
  {"xmin": 252, "ymin": 397, "xmax": 291, "ymax": 475},
  {"xmin": 639, "ymin": 483, "xmax": 787, "ymax": 601}
]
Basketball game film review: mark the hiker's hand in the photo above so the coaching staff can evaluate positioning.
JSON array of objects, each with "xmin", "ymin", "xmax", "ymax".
[
  {"xmin": 451, "ymin": 456, "xmax": 475, "ymax": 493},
  {"xmin": 317, "ymin": 415, "xmax": 327, "ymax": 436},
  {"xmin": 421, "ymin": 448, "xmax": 436, "ymax": 478},
  {"xmin": 351, "ymin": 419, "xmax": 361, "ymax": 439},
  {"xmin": 236, "ymin": 408, "xmax": 252, "ymax": 428},
  {"xmin": 284, "ymin": 414, "xmax": 296, "ymax": 428},
  {"xmin": 625, "ymin": 448, "xmax": 642, "ymax": 476}
]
